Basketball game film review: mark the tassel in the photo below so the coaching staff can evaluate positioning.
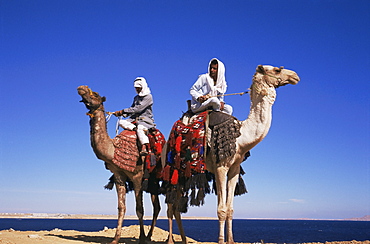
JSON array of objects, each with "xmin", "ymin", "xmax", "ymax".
[
  {"xmin": 104, "ymin": 181, "xmax": 114, "ymax": 190},
  {"xmin": 142, "ymin": 179, "xmax": 148, "ymax": 191},
  {"xmin": 185, "ymin": 131, "xmax": 193, "ymax": 146},
  {"xmin": 175, "ymin": 153, "xmax": 181, "ymax": 169},
  {"xmin": 150, "ymin": 153, "xmax": 156, "ymax": 167},
  {"xmin": 190, "ymin": 189, "xmax": 199, "ymax": 206},
  {"xmin": 178, "ymin": 196, "xmax": 189, "ymax": 213},
  {"xmin": 155, "ymin": 142, "xmax": 162, "ymax": 155},
  {"xmin": 234, "ymin": 175, "xmax": 248, "ymax": 196},
  {"xmin": 171, "ymin": 169, "xmax": 179, "ymax": 185},
  {"xmin": 126, "ymin": 180, "xmax": 134, "ymax": 192},
  {"xmin": 162, "ymin": 165, "xmax": 171, "ymax": 182},
  {"xmin": 104, "ymin": 175, "xmax": 115, "ymax": 190},
  {"xmin": 240, "ymin": 165, "xmax": 245, "ymax": 175},
  {"xmin": 212, "ymin": 177, "xmax": 217, "ymax": 194},
  {"xmin": 185, "ymin": 161, "xmax": 192, "ymax": 178},
  {"xmin": 185, "ymin": 147, "xmax": 192, "ymax": 161},
  {"xmin": 196, "ymin": 188, "xmax": 205, "ymax": 206},
  {"xmin": 175, "ymin": 135, "xmax": 182, "ymax": 153},
  {"xmin": 165, "ymin": 189, "xmax": 177, "ymax": 204}
]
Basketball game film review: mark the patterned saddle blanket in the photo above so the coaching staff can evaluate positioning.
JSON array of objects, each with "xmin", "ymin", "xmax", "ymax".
[
  {"xmin": 162, "ymin": 110, "xmax": 247, "ymax": 211},
  {"xmin": 112, "ymin": 128, "xmax": 166, "ymax": 173}
]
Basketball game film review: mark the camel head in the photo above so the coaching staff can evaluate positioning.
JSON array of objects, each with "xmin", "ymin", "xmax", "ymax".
[
  {"xmin": 77, "ymin": 85, "xmax": 106, "ymax": 114},
  {"xmin": 251, "ymin": 65, "xmax": 300, "ymax": 96},
  {"xmin": 256, "ymin": 65, "xmax": 299, "ymax": 87}
]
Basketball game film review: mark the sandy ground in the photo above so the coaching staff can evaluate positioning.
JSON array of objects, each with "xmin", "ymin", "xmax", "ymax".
[{"xmin": 1, "ymin": 225, "xmax": 369, "ymax": 244}]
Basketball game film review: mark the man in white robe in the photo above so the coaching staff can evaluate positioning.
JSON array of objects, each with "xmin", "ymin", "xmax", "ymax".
[{"xmin": 190, "ymin": 58, "xmax": 233, "ymax": 115}]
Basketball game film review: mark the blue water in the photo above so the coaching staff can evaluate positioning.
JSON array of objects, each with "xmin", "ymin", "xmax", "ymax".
[{"xmin": 0, "ymin": 219, "xmax": 369, "ymax": 243}]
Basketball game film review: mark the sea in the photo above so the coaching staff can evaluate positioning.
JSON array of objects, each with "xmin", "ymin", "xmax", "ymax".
[{"xmin": 0, "ymin": 218, "xmax": 369, "ymax": 243}]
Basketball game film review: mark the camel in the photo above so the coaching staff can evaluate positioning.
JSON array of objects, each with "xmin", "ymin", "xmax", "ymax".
[
  {"xmin": 165, "ymin": 65, "xmax": 300, "ymax": 244},
  {"xmin": 77, "ymin": 85, "xmax": 161, "ymax": 244}
]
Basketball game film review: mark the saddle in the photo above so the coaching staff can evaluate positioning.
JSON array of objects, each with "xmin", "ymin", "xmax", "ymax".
[
  {"xmin": 105, "ymin": 128, "xmax": 166, "ymax": 194},
  {"xmin": 111, "ymin": 128, "xmax": 166, "ymax": 173},
  {"xmin": 162, "ymin": 108, "xmax": 248, "ymax": 212}
]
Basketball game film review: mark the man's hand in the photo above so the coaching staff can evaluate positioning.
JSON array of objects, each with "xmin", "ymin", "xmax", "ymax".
[
  {"xmin": 112, "ymin": 110, "xmax": 123, "ymax": 117},
  {"xmin": 220, "ymin": 102, "xmax": 225, "ymax": 111},
  {"xmin": 197, "ymin": 94, "xmax": 211, "ymax": 103}
]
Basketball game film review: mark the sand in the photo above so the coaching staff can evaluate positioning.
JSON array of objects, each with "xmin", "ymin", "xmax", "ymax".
[{"xmin": 0, "ymin": 225, "xmax": 369, "ymax": 244}]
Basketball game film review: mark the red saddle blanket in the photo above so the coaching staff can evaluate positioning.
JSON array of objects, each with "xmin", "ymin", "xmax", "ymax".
[
  {"xmin": 163, "ymin": 111, "xmax": 208, "ymax": 184},
  {"xmin": 112, "ymin": 128, "xmax": 166, "ymax": 173},
  {"xmin": 112, "ymin": 130, "xmax": 139, "ymax": 172}
]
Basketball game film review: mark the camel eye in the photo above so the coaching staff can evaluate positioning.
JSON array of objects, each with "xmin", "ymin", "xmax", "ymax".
[{"xmin": 274, "ymin": 67, "xmax": 281, "ymax": 73}]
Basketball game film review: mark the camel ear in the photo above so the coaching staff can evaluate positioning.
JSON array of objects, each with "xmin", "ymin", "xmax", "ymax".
[
  {"xmin": 257, "ymin": 65, "xmax": 265, "ymax": 74},
  {"xmin": 280, "ymin": 66, "xmax": 284, "ymax": 70},
  {"xmin": 102, "ymin": 96, "xmax": 106, "ymax": 102}
]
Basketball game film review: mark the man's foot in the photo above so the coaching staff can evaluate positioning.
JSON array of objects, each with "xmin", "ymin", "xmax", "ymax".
[{"xmin": 140, "ymin": 144, "xmax": 149, "ymax": 156}]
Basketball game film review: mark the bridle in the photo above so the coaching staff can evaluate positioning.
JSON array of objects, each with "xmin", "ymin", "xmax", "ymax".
[
  {"xmin": 259, "ymin": 66, "xmax": 285, "ymax": 88},
  {"xmin": 79, "ymin": 87, "xmax": 105, "ymax": 118}
]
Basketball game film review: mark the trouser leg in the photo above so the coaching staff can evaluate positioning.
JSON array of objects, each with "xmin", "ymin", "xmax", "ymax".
[{"xmin": 118, "ymin": 119, "xmax": 136, "ymax": 130}]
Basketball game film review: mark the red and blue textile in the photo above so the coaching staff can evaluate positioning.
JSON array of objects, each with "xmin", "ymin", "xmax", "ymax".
[{"xmin": 163, "ymin": 111, "xmax": 208, "ymax": 184}]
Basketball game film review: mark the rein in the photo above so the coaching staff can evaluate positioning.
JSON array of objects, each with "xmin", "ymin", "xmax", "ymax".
[{"xmin": 215, "ymin": 91, "xmax": 249, "ymax": 97}]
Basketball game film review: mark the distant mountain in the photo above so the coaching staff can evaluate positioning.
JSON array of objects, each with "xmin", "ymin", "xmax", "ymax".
[{"xmin": 345, "ymin": 215, "xmax": 370, "ymax": 221}]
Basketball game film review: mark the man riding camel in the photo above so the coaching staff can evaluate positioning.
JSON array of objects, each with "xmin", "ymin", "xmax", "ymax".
[
  {"xmin": 190, "ymin": 58, "xmax": 233, "ymax": 115},
  {"xmin": 112, "ymin": 77, "xmax": 155, "ymax": 156}
]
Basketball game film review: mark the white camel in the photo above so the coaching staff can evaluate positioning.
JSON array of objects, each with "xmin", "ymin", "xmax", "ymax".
[{"xmin": 166, "ymin": 64, "xmax": 300, "ymax": 244}]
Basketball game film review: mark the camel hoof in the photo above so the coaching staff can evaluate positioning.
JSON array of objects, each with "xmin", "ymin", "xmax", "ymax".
[{"xmin": 166, "ymin": 235, "xmax": 175, "ymax": 244}]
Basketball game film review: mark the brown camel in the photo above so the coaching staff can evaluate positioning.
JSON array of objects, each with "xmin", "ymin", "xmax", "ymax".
[
  {"xmin": 164, "ymin": 65, "xmax": 300, "ymax": 244},
  {"xmin": 77, "ymin": 85, "xmax": 161, "ymax": 244}
]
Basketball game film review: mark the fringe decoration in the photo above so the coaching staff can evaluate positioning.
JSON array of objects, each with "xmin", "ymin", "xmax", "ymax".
[
  {"xmin": 177, "ymin": 195, "xmax": 189, "ymax": 213},
  {"xmin": 197, "ymin": 188, "xmax": 205, "ymax": 206},
  {"xmin": 165, "ymin": 189, "xmax": 177, "ymax": 204},
  {"xmin": 210, "ymin": 117, "xmax": 241, "ymax": 163},
  {"xmin": 162, "ymin": 165, "xmax": 171, "ymax": 182},
  {"xmin": 185, "ymin": 161, "xmax": 192, "ymax": 178},
  {"xmin": 150, "ymin": 153, "xmax": 157, "ymax": 167},
  {"xmin": 175, "ymin": 136, "xmax": 182, "ymax": 153},
  {"xmin": 171, "ymin": 169, "xmax": 179, "ymax": 185},
  {"xmin": 126, "ymin": 180, "xmax": 134, "ymax": 192},
  {"xmin": 142, "ymin": 179, "xmax": 149, "ymax": 191},
  {"xmin": 143, "ymin": 169, "xmax": 150, "ymax": 179},
  {"xmin": 190, "ymin": 189, "xmax": 198, "ymax": 206},
  {"xmin": 104, "ymin": 175, "xmax": 115, "ymax": 190},
  {"xmin": 234, "ymin": 175, "xmax": 248, "ymax": 196}
]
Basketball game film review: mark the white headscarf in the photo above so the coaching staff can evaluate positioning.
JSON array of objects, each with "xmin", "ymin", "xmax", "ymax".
[
  {"xmin": 133, "ymin": 77, "xmax": 151, "ymax": 96},
  {"xmin": 206, "ymin": 58, "xmax": 227, "ymax": 96}
]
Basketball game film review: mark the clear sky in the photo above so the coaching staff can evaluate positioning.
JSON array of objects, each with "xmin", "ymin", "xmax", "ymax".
[{"xmin": 1, "ymin": 0, "xmax": 369, "ymax": 220}]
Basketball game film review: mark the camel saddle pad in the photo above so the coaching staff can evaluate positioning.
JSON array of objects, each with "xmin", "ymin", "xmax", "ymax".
[
  {"xmin": 112, "ymin": 130, "xmax": 139, "ymax": 172},
  {"xmin": 165, "ymin": 111, "xmax": 208, "ymax": 180}
]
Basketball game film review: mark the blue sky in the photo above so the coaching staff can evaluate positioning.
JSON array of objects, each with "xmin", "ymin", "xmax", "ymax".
[{"xmin": 0, "ymin": 0, "xmax": 369, "ymax": 220}]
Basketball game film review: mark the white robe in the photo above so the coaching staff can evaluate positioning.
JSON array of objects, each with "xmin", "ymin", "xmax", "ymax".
[{"xmin": 189, "ymin": 58, "xmax": 232, "ymax": 115}]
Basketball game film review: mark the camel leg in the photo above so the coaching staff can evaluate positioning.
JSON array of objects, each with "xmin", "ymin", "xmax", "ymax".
[
  {"xmin": 132, "ymin": 170, "xmax": 146, "ymax": 244},
  {"xmin": 166, "ymin": 203, "xmax": 175, "ymax": 244},
  {"xmin": 225, "ymin": 165, "xmax": 240, "ymax": 244},
  {"xmin": 146, "ymin": 193, "xmax": 161, "ymax": 240},
  {"xmin": 111, "ymin": 183, "xmax": 127, "ymax": 244},
  {"xmin": 174, "ymin": 208, "xmax": 187, "ymax": 244},
  {"xmin": 215, "ymin": 166, "xmax": 228, "ymax": 244}
]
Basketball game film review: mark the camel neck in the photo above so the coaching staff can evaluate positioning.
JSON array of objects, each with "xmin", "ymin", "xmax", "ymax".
[
  {"xmin": 239, "ymin": 86, "xmax": 276, "ymax": 150},
  {"xmin": 89, "ymin": 106, "xmax": 114, "ymax": 162}
]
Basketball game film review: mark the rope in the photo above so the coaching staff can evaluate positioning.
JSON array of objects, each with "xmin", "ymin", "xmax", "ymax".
[
  {"xmin": 105, "ymin": 112, "xmax": 121, "ymax": 136},
  {"xmin": 214, "ymin": 90, "xmax": 249, "ymax": 97}
]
